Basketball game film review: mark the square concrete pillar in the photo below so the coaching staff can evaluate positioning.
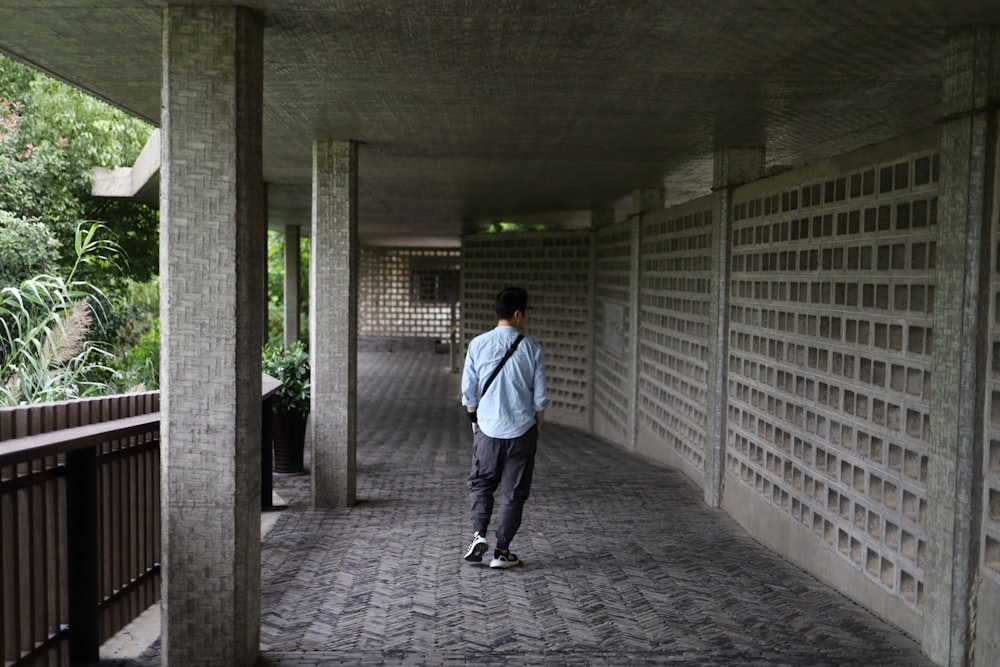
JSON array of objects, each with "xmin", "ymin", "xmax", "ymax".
[
  {"xmin": 924, "ymin": 27, "xmax": 1000, "ymax": 667},
  {"xmin": 704, "ymin": 148, "xmax": 764, "ymax": 508},
  {"xmin": 310, "ymin": 140, "xmax": 358, "ymax": 508},
  {"xmin": 160, "ymin": 7, "xmax": 264, "ymax": 666}
]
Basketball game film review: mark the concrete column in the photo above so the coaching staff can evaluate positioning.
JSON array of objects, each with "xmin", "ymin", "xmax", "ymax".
[
  {"xmin": 586, "ymin": 209, "xmax": 609, "ymax": 433},
  {"xmin": 310, "ymin": 140, "xmax": 358, "ymax": 508},
  {"xmin": 704, "ymin": 148, "xmax": 764, "ymax": 508},
  {"xmin": 924, "ymin": 27, "xmax": 1000, "ymax": 667},
  {"xmin": 160, "ymin": 7, "xmax": 263, "ymax": 666},
  {"xmin": 626, "ymin": 190, "xmax": 661, "ymax": 452},
  {"xmin": 283, "ymin": 224, "xmax": 302, "ymax": 346}
]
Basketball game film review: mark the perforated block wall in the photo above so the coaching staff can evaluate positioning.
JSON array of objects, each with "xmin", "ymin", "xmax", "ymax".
[
  {"xmin": 358, "ymin": 247, "xmax": 460, "ymax": 339},
  {"xmin": 726, "ymin": 146, "xmax": 939, "ymax": 612},
  {"xmin": 637, "ymin": 199, "xmax": 714, "ymax": 478},
  {"xmin": 592, "ymin": 222, "xmax": 635, "ymax": 443},
  {"xmin": 461, "ymin": 232, "xmax": 593, "ymax": 426},
  {"xmin": 985, "ymin": 178, "xmax": 1000, "ymax": 584}
]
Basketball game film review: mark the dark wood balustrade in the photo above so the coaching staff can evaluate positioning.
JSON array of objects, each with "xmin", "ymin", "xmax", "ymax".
[{"xmin": 0, "ymin": 377, "xmax": 280, "ymax": 666}]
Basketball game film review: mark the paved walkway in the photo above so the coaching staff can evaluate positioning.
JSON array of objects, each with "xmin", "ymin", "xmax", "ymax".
[{"xmin": 112, "ymin": 348, "xmax": 934, "ymax": 666}]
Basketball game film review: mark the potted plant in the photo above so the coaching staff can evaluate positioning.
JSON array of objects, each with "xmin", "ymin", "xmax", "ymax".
[{"xmin": 262, "ymin": 340, "xmax": 310, "ymax": 474}]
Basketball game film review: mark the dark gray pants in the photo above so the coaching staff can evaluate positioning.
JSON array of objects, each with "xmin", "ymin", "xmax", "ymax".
[{"xmin": 467, "ymin": 425, "xmax": 538, "ymax": 551}]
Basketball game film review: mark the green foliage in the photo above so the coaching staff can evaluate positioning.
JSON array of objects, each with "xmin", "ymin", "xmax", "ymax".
[
  {"xmin": 266, "ymin": 231, "xmax": 285, "ymax": 343},
  {"xmin": 0, "ymin": 97, "xmax": 61, "ymax": 228},
  {"xmin": 0, "ymin": 222, "xmax": 120, "ymax": 405},
  {"xmin": 0, "ymin": 57, "xmax": 35, "ymax": 99},
  {"xmin": 96, "ymin": 277, "xmax": 157, "ymax": 352},
  {"xmin": 109, "ymin": 319, "xmax": 159, "ymax": 392},
  {"xmin": 0, "ymin": 56, "xmax": 162, "ymax": 401},
  {"xmin": 485, "ymin": 221, "xmax": 553, "ymax": 233},
  {"xmin": 0, "ymin": 54, "xmax": 158, "ymax": 286},
  {"xmin": 266, "ymin": 230, "xmax": 310, "ymax": 344},
  {"xmin": 98, "ymin": 277, "xmax": 160, "ymax": 392},
  {"xmin": 261, "ymin": 340, "xmax": 310, "ymax": 417},
  {"xmin": 0, "ymin": 209, "xmax": 58, "ymax": 286}
]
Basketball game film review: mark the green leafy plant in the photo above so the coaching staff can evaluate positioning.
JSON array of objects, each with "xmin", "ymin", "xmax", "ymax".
[
  {"xmin": 98, "ymin": 277, "xmax": 160, "ymax": 392},
  {"xmin": 0, "ymin": 222, "xmax": 120, "ymax": 405},
  {"xmin": 0, "ymin": 210, "xmax": 58, "ymax": 287},
  {"xmin": 485, "ymin": 221, "xmax": 553, "ymax": 233},
  {"xmin": 107, "ymin": 318, "xmax": 159, "ymax": 393},
  {"xmin": 1, "ymin": 56, "xmax": 158, "ymax": 287},
  {"xmin": 265, "ymin": 230, "xmax": 310, "ymax": 344},
  {"xmin": 261, "ymin": 340, "xmax": 310, "ymax": 417}
]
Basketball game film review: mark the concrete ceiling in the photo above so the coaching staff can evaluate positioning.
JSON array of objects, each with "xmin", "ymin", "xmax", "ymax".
[{"xmin": 2, "ymin": 1, "xmax": 998, "ymax": 246}]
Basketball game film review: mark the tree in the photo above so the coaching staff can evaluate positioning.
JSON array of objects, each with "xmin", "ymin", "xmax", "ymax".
[
  {"xmin": 266, "ymin": 231, "xmax": 310, "ymax": 344},
  {"xmin": 0, "ymin": 210, "xmax": 58, "ymax": 285},
  {"xmin": 0, "ymin": 57, "xmax": 162, "ymax": 401},
  {"xmin": 0, "ymin": 54, "xmax": 158, "ymax": 286}
]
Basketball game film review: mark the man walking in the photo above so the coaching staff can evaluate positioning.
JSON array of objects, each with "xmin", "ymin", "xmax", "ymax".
[{"xmin": 461, "ymin": 287, "xmax": 548, "ymax": 568}]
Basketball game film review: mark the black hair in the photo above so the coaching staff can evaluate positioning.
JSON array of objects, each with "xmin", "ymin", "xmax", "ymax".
[{"xmin": 495, "ymin": 287, "xmax": 529, "ymax": 320}]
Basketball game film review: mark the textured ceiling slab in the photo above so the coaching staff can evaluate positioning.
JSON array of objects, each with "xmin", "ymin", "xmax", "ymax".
[{"xmin": 1, "ymin": 1, "xmax": 997, "ymax": 242}]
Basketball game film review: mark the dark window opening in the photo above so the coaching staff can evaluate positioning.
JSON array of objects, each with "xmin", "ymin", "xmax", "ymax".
[{"xmin": 411, "ymin": 268, "xmax": 459, "ymax": 304}]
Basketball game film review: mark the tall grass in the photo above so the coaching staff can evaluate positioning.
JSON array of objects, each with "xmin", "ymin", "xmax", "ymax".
[{"xmin": 0, "ymin": 222, "xmax": 118, "ymax": 405}]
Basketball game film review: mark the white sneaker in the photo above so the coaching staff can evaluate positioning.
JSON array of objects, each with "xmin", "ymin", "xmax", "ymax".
[
  {"xmin": 489, "ymin": 551, "xmax": 520, "ymax": 568},
  {"xmin": 463, "ymin": 534, "xmax": 489, "ymax": 562}
]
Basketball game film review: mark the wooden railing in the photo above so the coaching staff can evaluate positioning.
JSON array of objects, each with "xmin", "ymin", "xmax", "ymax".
[
  {"xmin": 0, "ymin": 393, "xmax": 160, "ymax": 667},
  {"xmin": 0, "ymin": 377, "xmax": 280, "ymax": 667}
]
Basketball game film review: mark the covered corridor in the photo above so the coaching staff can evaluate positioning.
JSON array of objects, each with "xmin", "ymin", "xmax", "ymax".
[
  {"xmin": 7, "ymin": 5, "xmax": 1000, "ymax": 665},
  {"xmin": 123, "ymin": 348, "xmax": 930, "ymax": 665}
]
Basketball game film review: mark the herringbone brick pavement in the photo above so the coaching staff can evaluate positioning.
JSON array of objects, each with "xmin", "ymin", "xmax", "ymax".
[
  {"xmin": 105, "ymin": 348, "xmax": 934, "ymax": 666},
  {"xmin": 254, "ymin": 349, "xmax": 933, "ymax": 666}
]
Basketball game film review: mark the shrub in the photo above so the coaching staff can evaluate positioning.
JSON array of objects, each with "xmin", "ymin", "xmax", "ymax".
[
  {"xmin": 0, "ymin": 222, "xmax": 119, "ymax": 405},
  {"xmin": 0, "ymin": 210, "xmax": 58, "ymax": 286},
  {"xmin": 261, "ymin": 340, "xmax": 310, "ymax": 417}
]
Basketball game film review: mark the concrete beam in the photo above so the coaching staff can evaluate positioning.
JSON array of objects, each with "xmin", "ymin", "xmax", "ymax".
[{"xmin": 91, "ymin": 128, "xmax": 160, "ymax": 206}]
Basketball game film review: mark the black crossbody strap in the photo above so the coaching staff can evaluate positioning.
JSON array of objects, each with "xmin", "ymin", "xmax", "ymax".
[{"xmin": 481, "ymin": 334, "xmax": 524, "ymax": 397}]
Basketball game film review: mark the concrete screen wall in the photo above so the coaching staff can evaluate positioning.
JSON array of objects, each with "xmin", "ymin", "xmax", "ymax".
[
  {"xmin": 982, "ymin": 130, "xmax": 1000, "ymax": 661},
  {"xmin": 461, "ymin": 233, "xmax": 593, "ymax": 430},
  {"xmin": 358, "ymin": 247, "xmax": 460, "ymax": 340},
  {"xmin": 458, "ymin": 126, "xmax": 1000, "ymax": 660},
  {"xmin": 723, "ymin": 130, "xmax": 940, "ymax": 637},
  {"xmin": 593, "ymin": 224, "xmax": 636, "ymax": 446},
  {"xmin": 636, "ymin": 198, "xmax": 714, "ymax": 484}
]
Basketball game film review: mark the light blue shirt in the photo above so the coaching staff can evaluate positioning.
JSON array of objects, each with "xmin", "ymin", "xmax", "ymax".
[{"xmin": 462, "ymin": 326, "xmax": 548, "ymax": 439}]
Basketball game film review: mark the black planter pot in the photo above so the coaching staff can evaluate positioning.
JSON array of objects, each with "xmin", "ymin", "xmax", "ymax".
[{"xmin": 272, "ymin": 412, "xmax": 308, "ymax": 474}]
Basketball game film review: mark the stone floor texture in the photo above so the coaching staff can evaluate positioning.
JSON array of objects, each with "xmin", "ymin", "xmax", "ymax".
[{"xmin": 110, "ymin": 348, "xmax": 936, "ymax": 666}]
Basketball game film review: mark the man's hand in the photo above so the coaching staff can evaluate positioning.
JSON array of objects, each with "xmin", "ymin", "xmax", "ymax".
[{"xmin": 467, "ymin": 406, "xmax": 478, "ymax": 434}]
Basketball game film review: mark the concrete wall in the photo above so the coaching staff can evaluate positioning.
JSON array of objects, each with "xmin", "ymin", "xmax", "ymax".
[
  {"xmin": 592, "ymin": 223, "xmax": 636, "ymax": 446},
  {"xmin": 461, "ymin": 233, "xmax": 593, "ymax": 430},
  {"xmin": 458, "ymin": 125, "xmax": 1000, "ymax": 663},
  {"xmin": 978, "ymin": 81, "xmax": 1000, "ymax": 666},
  {"xmin": 722, "ymin": 129, "xmax": 940, "ymax": 639},
  {"xmin": 358, "ymin": 247, "xmax": 460, "ymax": 340},
  {"xmin": 635, "ymin": 197, "xmax": 714, "ymax": 485}
]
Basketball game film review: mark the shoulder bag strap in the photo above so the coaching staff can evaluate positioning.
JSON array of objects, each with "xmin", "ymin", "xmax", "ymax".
[{"xmin": 480, "ymin": 334, "xmax": 524, "ymax": 397}]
